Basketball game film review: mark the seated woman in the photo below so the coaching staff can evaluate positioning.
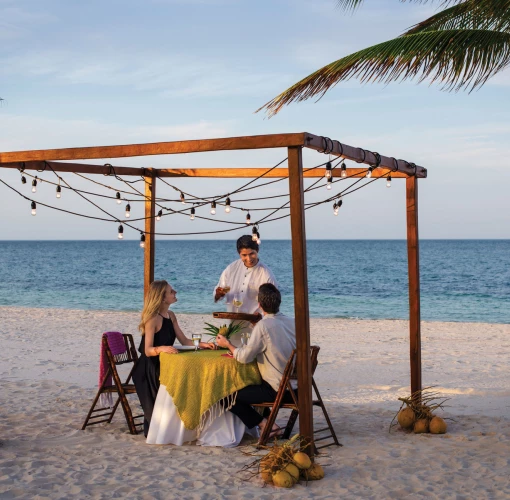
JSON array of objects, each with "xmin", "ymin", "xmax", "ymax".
[{"xmin": 133, "ymin": 280, "xmax": 215, "ymax": 436}]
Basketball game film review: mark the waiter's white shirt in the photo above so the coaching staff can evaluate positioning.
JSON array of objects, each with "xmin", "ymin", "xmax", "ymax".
[{"xmin": 214, "ymin": 259, "xmax": 278, "ymax": 315}]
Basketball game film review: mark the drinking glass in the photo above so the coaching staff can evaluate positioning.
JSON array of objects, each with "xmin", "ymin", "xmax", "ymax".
[
  {"xmin": 192, "ymin": 333, "xmax": 202, "ymax": 352},
  {"xmin": 233, "ymin": 294, "xmax": 243, "ymax": 312},
  {"xmin": 223, "ymin": 285, "xmax": 231, "ymax": 304},
  {"xmin": 241, "ymin": 332, "xmax": 247, "ymax": 346}
]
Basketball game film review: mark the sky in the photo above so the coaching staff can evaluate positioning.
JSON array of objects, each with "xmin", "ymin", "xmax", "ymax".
[{"xmin": 0, "ymin": 0, "xmax": 509, "ymax": 240}]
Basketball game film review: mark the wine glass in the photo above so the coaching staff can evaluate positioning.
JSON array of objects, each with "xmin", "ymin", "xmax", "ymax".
[
  {"xmin": 192, "ymin": 333, "xmax": 202, "ymax": 352},
  {"xmin": 223, "ymin": 285, "xmax": 231, "ymax": 304},
  {"xmin": 241, "ymin": 332, "xmax": 247, "ymax": 346},
  {"xmin": 233, "ymin": 294, "xmax": 243, "ymax": 313}
]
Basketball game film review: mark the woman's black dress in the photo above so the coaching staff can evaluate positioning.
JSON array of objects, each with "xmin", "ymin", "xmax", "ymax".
[{"xmin": 133, "ymin": 314, "xmax": 176, "ymax": 436}]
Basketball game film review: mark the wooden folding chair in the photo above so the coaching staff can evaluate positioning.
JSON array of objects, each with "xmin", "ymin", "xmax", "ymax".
[
  {"xmin": 82, "ymin": 333, "xmax": 144, "ymax": 435},
  {"xmin": 253, "ymin": 345, "xmax": 341, "ymax": 450}
]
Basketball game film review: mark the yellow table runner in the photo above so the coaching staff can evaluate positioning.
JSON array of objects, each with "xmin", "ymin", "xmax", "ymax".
[{"xmin": 159, "ymin": 350, "xmax": 261, "ymax": 431}]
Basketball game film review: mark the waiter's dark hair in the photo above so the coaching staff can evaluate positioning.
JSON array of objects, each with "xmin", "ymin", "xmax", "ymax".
[
  {"xmin": 258, "ymin": 283, "xmax": 281, "ymax": 314},
  {"xmin": 236, "ymin": 235, "xmax": 259, "ymax": 253}
]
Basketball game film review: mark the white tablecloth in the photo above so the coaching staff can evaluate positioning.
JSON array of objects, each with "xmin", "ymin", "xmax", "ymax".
[{"xmin": 146, "ymin": 384, "xmax": 258, "ymax": 447}]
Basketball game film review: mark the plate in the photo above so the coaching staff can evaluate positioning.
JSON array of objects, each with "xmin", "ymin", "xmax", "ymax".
[
  {"xmin": 174, "ymin": 345, "xmax": 197, "ymax": 351},
  {"xmin": 213, "ymin": 312, "xmax": 261, "ymax": 322}
]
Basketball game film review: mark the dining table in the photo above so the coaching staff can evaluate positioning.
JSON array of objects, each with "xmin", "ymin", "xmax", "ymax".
[{"xmin": 146, "ymin": 348, "xmax": 261, "ymax": 447}]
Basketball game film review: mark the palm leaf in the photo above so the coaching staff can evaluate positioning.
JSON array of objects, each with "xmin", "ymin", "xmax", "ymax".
[
  {"xmin": 258, "ymin": 29, "xmax": 510, "ymax": 116},
  {"xmin": 405, "ymin": 0, "xmax": 510, "ymax": 34}
]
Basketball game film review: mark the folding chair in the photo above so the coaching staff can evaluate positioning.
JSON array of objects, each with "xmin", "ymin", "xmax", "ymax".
[
  {"xmin": 82, "ymin": 333, "xmax": 144, "ymax": 435},
  {"xmin": 253, "ymin": 345, "xmax": 341, "ymax": 450}
]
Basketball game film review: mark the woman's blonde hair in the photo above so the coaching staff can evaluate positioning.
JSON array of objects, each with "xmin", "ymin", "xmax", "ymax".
[{"xmin": 139, "ymin": 280, "xmax": 169, "ymax": 335}]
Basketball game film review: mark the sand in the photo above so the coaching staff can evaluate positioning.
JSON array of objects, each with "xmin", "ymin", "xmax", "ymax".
[{"xmin": 1, "ymin": 306, "xmax": 509, "ymax": 499}]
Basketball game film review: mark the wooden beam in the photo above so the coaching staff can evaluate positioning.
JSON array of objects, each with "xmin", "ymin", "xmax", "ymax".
[
  {"xmin": 155, "ymin": 167, "xmax": 408, "ymax": 178},
  {"xmin": 0, "ymin": 133, "xmax": 307, "ymax": 163},
  {"xmin": 288, "ymin": 146, "xmax": 314, "ymax": 457},
  {"xmin": 304, "ymin": 133, "xmax": 427, "ymax": 178},
  {"xmin": 144, "ymin": 169, "xmax": 156, "ymax": 299},
  {"xmin": 406, "ymin": 176, "xmax": 422, "ymax": 396},
  {"xmin": 0, "ymin": 160, "xmax": 144, "ymax": 176}
]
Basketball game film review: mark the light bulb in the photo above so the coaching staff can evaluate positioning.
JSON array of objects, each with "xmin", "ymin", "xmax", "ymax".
[
  {"xmin": 245, "ymin": 212, "xmax": 251, "ymax": 224},
  {"xmin": 333, "ymin": 203, "xmax": 339, "ymax": 216},
  {"xmin": 56, "ymin": 185, "xmax": 61, "ymax": 199},
  {"xmin": 325, "ymin": 161, "xmax": 332, "ymax": 179},
  {"xmin": 125, "ymin": 203, "xmax": 131, "ymax": 218},
  {"xmin": 225, "ymin": 197, "xmax": 231, "ymax": 213},
  {"xmin": 156, "ymin": 209, "xmax": 162, "ymax": 221},
  {"xmin": 190, "ymin": 207, "xmax": 195, "ymax": 220},
  {"xmin": 341, "ymin": 164, "xmax": 347, "ymax": 178},
  {"xmin": 116, "ymin": 192, "xmax": 122, "ymax": 204},
  {"xmin": 31, "ymin": 179, "xmax": 37, "ymax": 193},
  {"xmin": 386, "ymin": 175, "xmax": 392, "ymax": 188},
  {"xmin": 118, "ymin": 225, "xmax": 124, "ymax": 239},
  {"xmin": 31, "ymin": 201, "xmax": 36, "ymax": 216},
  {"xmin": 366, "ymin": 168, "xmax": 373, "ymax": 179},
  {"xmin": 327, "ymin": 178, "xmax": 332, "ymax": 190},
  {"xmin": 21, "ymin": 176, "xmax": 26, "ymax": 184},
  {"xmin": 257, "ymin": 238, "xmax": 261, "ymax": 245},
  {"xmin": 252, "ymin": 227, "xmax": 258, "ymax": 242},
  {"xmin": 180, "ymin": 192, "xmax": 186, "ymax": 204},
  {"xmin": 140, "ymin": 234, "xmax": 146, "ymax": 248},
  {"xmin": 210, "ymin": 201, "xmax": 216, "ymax": 215}
]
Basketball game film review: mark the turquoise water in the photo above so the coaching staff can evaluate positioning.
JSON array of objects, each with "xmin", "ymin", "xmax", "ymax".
[{"xmin": 1, "ymin": 240, "xmax": 508, "ymax": 323}]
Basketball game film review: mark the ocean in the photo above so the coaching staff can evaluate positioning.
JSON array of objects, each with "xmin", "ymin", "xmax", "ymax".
[{"xmin": 1, "ymin": 240, "xmax": 508, "ymax": 323}]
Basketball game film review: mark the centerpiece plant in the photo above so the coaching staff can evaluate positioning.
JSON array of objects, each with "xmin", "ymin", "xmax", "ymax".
[{"xmin": 203, "ymin": 321, "xmax": 243, "ymax": 340}]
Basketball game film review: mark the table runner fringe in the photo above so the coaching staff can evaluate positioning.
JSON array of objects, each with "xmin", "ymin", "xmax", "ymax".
[{"xmin": 196, "ymin": 391, "xmax": 238, "ymax": 436}]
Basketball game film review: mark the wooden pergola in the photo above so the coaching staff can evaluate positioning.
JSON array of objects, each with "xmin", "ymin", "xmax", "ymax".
[{"xmin": 0, "ymin": 132, "xmax": 426, "ymax": 454}]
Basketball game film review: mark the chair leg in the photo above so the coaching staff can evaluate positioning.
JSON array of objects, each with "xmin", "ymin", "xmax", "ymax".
[
  {"xmin": 82, "ymin": 371, "xmax": 113, "ymax": 430},
  {"xmin": 312, "ymin": 379, "xmax": 341, "ymax": 446},
  {"xmin": 283, "ymin": 410, "xmax": 298, "ymax": 439},
  {"xmin": 107, "ymin": 397, "xmax": 122, "ymax": 423}
]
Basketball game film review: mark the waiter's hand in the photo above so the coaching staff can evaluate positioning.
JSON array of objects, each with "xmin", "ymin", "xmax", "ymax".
[
  {"xmin": 216, "ymin": 334, "xmax": 230, "ymax": 348},
  {"xmin": 214, "ymin": 287, "xmax": 228, "ymax": 302}
]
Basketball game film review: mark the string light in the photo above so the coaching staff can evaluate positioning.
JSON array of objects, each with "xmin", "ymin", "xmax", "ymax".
[
  {"xmin": 333, "ymin": 202, "xmax": 338, "ymax": 216},
  {"xmin": 31, "ymin": 201, "xmax": 36, "ymax": 216},
  {"xmin": 256, "ymin": 231, "xmax": 261, "ymax": 245},
  {"xmin": 21, "ymin": 175, "xmax": 26, "ymax": 184},
  {"xmin": 140, "ymin": 233, "xmax": 145, "ymax": 248},
  {"xmin": 245, "ymin": 212, "xmax": 251, "ymax": 224},
  {"xmin": 210, "ymin": 201, "xmax": 216, "ymax": 215},
  {"xmin": 325, "ymin": 161, "xmax": 332, "ymax": 179},
  {"xmin": 116, "ymin": 192, "xmax": 122, "ymax": 204},
  {"xmin": 125, "ymin": 203, "xmax": 131, "ymax": 218},
  {"xmin": 180, "ymin": 192, "xmax": 185, "ymax": 204},
  {"xmin": 56, "ymin": 185, "xmax": 62, "ymax": 199},
  {"xmin": 31, "ymin": 178, "xmax": 37, "ymax": 193},
  {"xmin": 118, "ymin": 224, "xmax": 124, "ymax": 239},
  {"xmin": 156, "ymin": 209, "xmax": 162, "ymax": 221},
  {"xmin": 386, "ymin": 175, "xmax": 392, "ymax": 188},
  {"xmin": 366, "ymin": 167, "xmax": 373, "ymax": 179},
  {"xmin": 190, "ymin": 207, "xmax": 195, "ymax": 220},
  {"xmin": 327, "ymin": 177, "xmax": 332, "ymax": 190},
  {"xmin": 252, "ymin": 226, "xmax": 258, "ymax": 241},
  {"xmin": 341, "ymin": 162, "xmax": 347, "ymax": 178},
  {"xmin": 225, "ymin": 197, "xmax": 231, "ymax": 213}
]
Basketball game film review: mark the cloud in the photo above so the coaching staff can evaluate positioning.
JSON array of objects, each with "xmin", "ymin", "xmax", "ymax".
[
  {"xmin": 0, "ymin": 6, "xmax": 56, "ymax": 40},
  {"xmin": 0, "ymin": 49, "xmax": 291, "ymax": 98}
]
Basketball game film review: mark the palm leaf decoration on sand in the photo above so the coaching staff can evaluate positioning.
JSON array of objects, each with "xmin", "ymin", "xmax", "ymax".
[
  {"xmin": 258, "ymin": 0, "xmax": 510, "ymax": 116},
  {"xmin": 204, "ymin": 322, "xmax": 244, "ymax": 340}
]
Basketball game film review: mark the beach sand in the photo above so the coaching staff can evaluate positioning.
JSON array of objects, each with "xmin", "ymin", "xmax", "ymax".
[{"xmin": 1, "ymin": 306, "xmax": 509, "ymax": 499}]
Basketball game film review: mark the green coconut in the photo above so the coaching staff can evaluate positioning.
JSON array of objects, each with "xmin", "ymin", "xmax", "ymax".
[
  {"xmin": 293, "ymin": 452, "xmax": 312, "ymax": 470},
  {"xmin": 272, "ymin": 470, "xmax": 294, "ymax": 488}
]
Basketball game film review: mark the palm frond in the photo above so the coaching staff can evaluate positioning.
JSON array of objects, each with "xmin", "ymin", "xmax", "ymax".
[
  {"xmin": 336, "ymin": 0, "xmax": 366, "ymax": 11},
  {"xmin": 258, "ymin": 29, "xmax": 510, "ymax": 116},
  {"xmin": 405, "ymin": 0, "xmax": 510, "ymax": 34}
]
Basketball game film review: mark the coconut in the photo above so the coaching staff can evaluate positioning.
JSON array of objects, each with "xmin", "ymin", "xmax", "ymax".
[
  {"xmin": 429, "ymin": 416, "xmax": 447, "ymax": 434},
  {"xmin": 302, "ymin": 463, "xmax": 325, "ymax": 481},
  {"xmin": 413, "ymin": 418, "xmax": 429, "ymax": 433},
  {"xmin": 283, "ymin": 463, "xmax": 300, "ymax": 483},
  {"xmin": 272, "ymin": 470, "xmax": 294, "ymax": 488},
  {"xmin": 293, "ymin": 452, "xmax": 312, "ymax": 470},
  {"xmin": 260, "ymin": 470, "xmax": 273, "ymax": 483},
  {"xmin": 397, "ymin": 407, "xmax": 416, "ymax": 429}
]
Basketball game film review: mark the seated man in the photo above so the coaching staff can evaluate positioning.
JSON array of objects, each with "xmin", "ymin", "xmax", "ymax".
[{"xmin": 216, "ymin": 283, "xmax": 296, "ymax": 434}]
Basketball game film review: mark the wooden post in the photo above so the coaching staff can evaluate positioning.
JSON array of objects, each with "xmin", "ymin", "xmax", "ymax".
[
  {"xmin": 406, "ymin": 176, "xmax": 422, "ymax": 396},
  {"xmin": 287, "ymin": 146, "xmax": 314, "ymax": 456},
  {"xmin": 144, "ymin": 169, "xmax": 156, "ymax": 299}
]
